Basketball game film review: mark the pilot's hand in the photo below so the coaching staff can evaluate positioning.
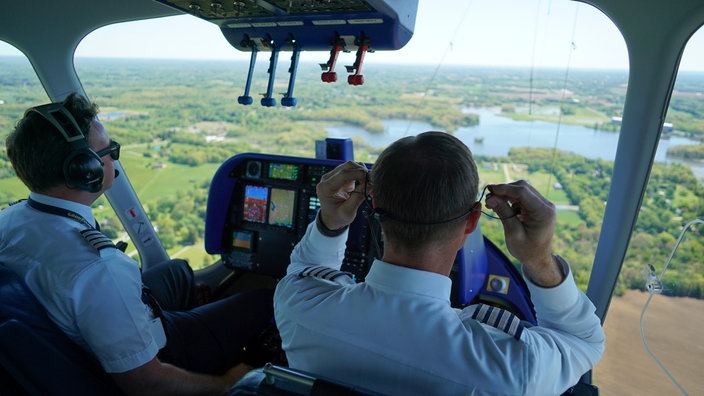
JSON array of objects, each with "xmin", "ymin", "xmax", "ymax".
[
  {"xmin": 484, "ymin": 180, "xmax": 565, "ymax": 287},
  {"xmin": 223, "ymin": 363, "xmax": 253, "ymax": 387},
  {"xmin": 316, "ymin": 161, "xmax": 369, "ymax": 231}
]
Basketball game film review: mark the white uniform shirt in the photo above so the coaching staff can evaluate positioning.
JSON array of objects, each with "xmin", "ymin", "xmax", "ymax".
[
  {"xmin": 0, "ymin": 193, "xmax": 165, "ymax": 373},
  {"xmin": 274, "ymin": 220, "xmax": 605, "ymax": 396}
]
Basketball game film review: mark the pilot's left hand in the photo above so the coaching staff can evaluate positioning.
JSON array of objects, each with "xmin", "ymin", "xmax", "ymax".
[
  {"xmin": 316, "ymin": 161, "xmax": 369, "ymax": 231},
  {"xmin": 484, "ymin": 180, "xmax": 565, "ymax": 287}
]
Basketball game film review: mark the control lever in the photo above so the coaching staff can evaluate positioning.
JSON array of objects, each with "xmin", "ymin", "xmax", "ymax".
[
  {"xmin": 320, "ymin": 42, "xmax": 343, "ymax": 83},
  {"xmin": 261, "ymin": 39, "xmax": 279, "ymax": 107},
  {"xmin": 237, "ymin": 40, "xmax": 257, "ymax": 105},
  {"xmin": 281, "ymin": 40, "xmax": 300, "ymax": 107},
  {"xmin": 346, "ymin": 38, "xmax": 369, "ymax": 86}
]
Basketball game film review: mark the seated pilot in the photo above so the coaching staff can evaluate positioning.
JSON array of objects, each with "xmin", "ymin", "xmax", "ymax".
[
  {"xmin": 274, "ymin": 132, "xmax": 605, "ymax": 395},
  {"xmin": 0, "ymin": 93, "xmax": 274, "ymax": 395}
]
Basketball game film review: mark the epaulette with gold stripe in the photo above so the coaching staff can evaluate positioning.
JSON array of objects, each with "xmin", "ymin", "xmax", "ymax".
[
  {"xmin": 80, "ymin": 229, "xmax": 116, "ymax": 251},
  {"xmin": 471, "ymin": 303, "xmax": 525, "ymax": 341},
  {"xmin": 299, "ymin": 266, "xmax": 354, "ymax": 282}
]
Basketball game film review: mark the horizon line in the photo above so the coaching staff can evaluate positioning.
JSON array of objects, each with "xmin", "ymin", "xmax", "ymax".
[
  {"xmin": 4, "ymin": 54, "xmax": 704, "ymax": 73},
  {"xmin": 0, "ymin": 54, "xmax": 634, "ymax": 72}
]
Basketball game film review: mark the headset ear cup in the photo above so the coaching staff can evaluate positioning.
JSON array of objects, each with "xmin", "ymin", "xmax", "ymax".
[{"xmin": 64, "ymin": 149, "xmax": 104, "ymax": 193}]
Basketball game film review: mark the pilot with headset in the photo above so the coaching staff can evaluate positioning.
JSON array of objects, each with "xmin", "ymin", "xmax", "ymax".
[
  {"xmin": 274, "ymin": 131, "xmax": 605, "ymax": 395},
  {"xmin": 0, "ymin": 93, "xmax": 273, "ymax": 395}
]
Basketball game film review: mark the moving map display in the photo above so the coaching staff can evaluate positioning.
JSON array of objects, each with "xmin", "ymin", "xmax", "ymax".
[{"xmin": 268, "ymin": 188, "xmax": 296, "ymax": 228}]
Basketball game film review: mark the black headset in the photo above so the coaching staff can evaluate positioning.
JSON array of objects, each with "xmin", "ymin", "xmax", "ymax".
[{"xmin": 24, "ymin": 102, "xmax": 104, "ymax": 193}]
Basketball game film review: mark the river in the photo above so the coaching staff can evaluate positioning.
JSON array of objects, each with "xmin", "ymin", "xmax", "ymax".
[{"xmin": 326, "ymin": 108, "xmax": 704, "ymax": 180}]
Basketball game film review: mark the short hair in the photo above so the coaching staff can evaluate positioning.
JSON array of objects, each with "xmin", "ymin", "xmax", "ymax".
[
  {"xmin": 6, "ymin": 93, "xmax": 99, "ymax": 192},
  {"xmin": 371, "ymin": 131, "xmax": 479, "ymax": 254}
]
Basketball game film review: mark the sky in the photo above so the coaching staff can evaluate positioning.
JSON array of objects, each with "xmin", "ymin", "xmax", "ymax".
[{"xmin": 1, "ymin": 0, "xmax": 704, "ymax": 71}]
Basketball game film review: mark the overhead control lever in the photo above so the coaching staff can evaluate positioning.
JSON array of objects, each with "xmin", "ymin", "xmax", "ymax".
[
  {"xmin": 320, "ymin": 38, "xmax": 344, "ymax": 83},
  {"xmin": 261, "ymin": 36, "xmax": 279, "ymax": 107},
  {"xmin": 346, "ymin": 37, "xmax": 370, "ymax": 86},
  {"xmin": 281, "ymin": 37, "xmax": 300, "ymax": 107},
  {"xmin": 237, "ymin": 38, "xmax": 257, "ymax": 105}
]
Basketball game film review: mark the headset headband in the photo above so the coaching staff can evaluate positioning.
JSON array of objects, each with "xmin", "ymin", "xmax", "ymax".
[
  {"xmin": 372, "ymin": 205, "xmax": 477, "ymax": 226},
  {"xmin": 24, "ymin": 102, "xmax": 86, "ymax": 145},
  {"xmin": 24, "ymin": 101, "xmax": 105, "ymax": 193}
]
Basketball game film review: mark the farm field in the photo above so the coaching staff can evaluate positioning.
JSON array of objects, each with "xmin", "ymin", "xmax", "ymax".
[{"xmin": 595, "ymin": 290, "xmax": 704, "ymax": 394}]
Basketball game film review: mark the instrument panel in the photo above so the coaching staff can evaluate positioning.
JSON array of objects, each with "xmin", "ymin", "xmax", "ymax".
[{"xmin": 205, "ymin": 153, "xmax": 376, "ymax": 280}]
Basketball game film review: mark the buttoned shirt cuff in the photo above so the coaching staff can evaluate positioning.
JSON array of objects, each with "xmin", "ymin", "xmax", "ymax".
[
  {"xmin": 315, "ymin": 211, "xmax": 349, "ymax": 237},
  {"xmin": 522, "ymin": 254, "xmax": 569, "ymax": 288},
  {"xmin": 524, "ymin": 260, "xmax": 584, "ymax": 318}
]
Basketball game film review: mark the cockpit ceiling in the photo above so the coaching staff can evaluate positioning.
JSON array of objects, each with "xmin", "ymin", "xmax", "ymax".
[
  {"xmin": 154, "ymin": 0, "xmax": 417, "ymax": 51},
  {"xmin": 156, "ymin": 0, "xmax": 376, "ymax": 21}
]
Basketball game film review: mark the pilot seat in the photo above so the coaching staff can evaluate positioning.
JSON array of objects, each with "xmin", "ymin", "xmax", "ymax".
[{"xmin": 0, "ymin": 265, "xmax": 124, "ymax": 396}]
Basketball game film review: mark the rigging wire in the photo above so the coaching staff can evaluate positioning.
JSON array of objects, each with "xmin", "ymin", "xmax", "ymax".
[
  {"xmin": 545, "ymin": 4, "xmax": 580, "ymax": 197},
  {"xmin": 524, "ymin": 0, "xmax": 543, "ymax": 168},
  {"xmin": 528, "ymin": 0, "xmax": 543, "ymax": 116},
  {"xmin": 639, "ymin": 218, "xmax": 702, "ymax": 396},
  {"xmin": 403, "ymin": 0, "xmax": 474, "ymax": 136}
]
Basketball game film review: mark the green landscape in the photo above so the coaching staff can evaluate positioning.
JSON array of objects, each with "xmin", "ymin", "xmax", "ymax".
[{"xmin": 0, "ymin": 56, "xmax": 702, "ymax": 298}]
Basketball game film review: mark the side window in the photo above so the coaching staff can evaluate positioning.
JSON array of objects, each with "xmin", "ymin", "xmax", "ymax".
[
  {"xmin": 612, "ymin": 27, "xmax": 704, "ymax": 394},
  {"xmin": 75, "ymin": 16, "xmax": 249, "ymax": 270},
  {"xmin": 431, "ymin": 1, "xmax": 627, "ymax": 294},
  {"xmin": 0, "ymin": 41, "xmax": 49, "ymax": 203}
]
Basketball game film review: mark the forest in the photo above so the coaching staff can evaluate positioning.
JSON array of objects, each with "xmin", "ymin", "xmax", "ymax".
[{"xmin": 0, "ymin": 56, "xmax": 702, "ymax": 298}]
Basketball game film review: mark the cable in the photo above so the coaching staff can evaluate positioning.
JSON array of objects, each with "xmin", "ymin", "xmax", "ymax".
[
  {"xmin": 545, "ymin": 4, "xmax": 580, "ymax": 199},
  {"xmin": 639, "ymin": 218, "xmax": 703, "ymax": 396},
  {"xmin": 528, "ymin": 0, "xmax": 542, "ymax": 116},
  {"xmin": 403, "ymin": 0, "xmax": 474, "ymax": 136}
]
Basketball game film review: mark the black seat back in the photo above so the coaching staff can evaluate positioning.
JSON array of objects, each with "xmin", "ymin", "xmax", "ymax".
[
  {"xmin": 0, "ymin": 265, "xmax": 123, "ymax": 395},
  {"xmin": 229, "ymin": 363, "xmax": 383, "ymax": 396}
]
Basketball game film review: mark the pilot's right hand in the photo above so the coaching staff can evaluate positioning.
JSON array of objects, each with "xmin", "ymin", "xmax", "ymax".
[{"xmin": 315, "ymin": 161, "xmax": 369, "ymax": 231}]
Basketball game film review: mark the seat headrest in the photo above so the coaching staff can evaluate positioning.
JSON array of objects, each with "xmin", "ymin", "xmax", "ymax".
[
  {"xmin": 0, "ymin": 265, "xmax": 122, "ymax": 394},
  {"xmin": 0, "ymin": 266, "xmax": 53, "ymax": 332}
]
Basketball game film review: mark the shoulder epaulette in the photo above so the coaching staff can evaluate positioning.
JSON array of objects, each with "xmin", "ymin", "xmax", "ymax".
[
  {"xmin": 6, "ymin": 199, "xmax": 26, "ymax": 208},
  {"xmin": 80, "ymin": 229, "xmax": 116, "ymax": 251},
  {"xmin": 471, "ymin": 303, "xmax": 524, "ymax": 341},
  {"xmin": 299, "ymin": 266, "xmax": 354, "ymax": 282}
]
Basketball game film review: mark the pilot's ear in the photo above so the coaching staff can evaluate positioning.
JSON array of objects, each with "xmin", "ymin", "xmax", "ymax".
[{"xmin": 464, "ymin": 204, "xmax": 482, "ymax": 235}]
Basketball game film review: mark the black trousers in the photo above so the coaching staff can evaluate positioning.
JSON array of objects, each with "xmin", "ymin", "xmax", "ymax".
[
  {"xmin": 141, "ymin": 259, "xmax": 197, "ymax": 311},
  {"xmin": 142, "ymin": 260, "xmax": 274, "ymax": 375}
]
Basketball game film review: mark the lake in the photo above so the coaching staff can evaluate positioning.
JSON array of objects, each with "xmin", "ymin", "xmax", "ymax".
[{"xmin": 326, "ymin": 108, "xmax": 704, "ymax": 180}]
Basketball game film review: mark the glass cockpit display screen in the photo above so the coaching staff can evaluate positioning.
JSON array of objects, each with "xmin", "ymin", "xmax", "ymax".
[
  {"xmin": 269, "ymin": 163, "xmax": 299, "ymax": 180},
  {"xmin": 243, "ymin": 185, "xmax": 268, "ymax": 223},
  {"xmin": 268, "ymin": 188, "xmax": 296, "ymax": 228}
]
